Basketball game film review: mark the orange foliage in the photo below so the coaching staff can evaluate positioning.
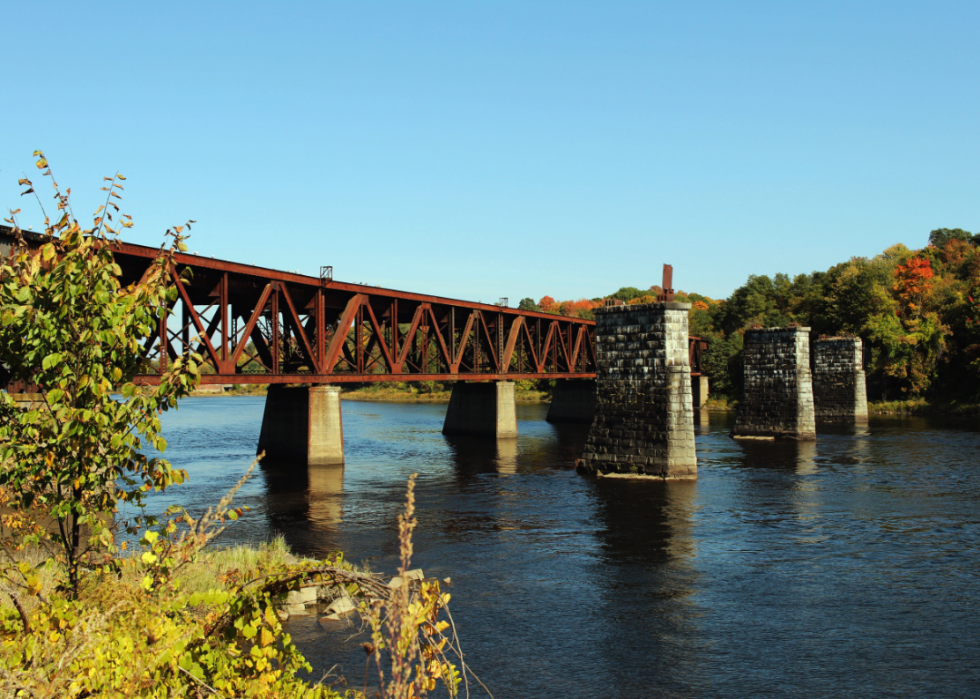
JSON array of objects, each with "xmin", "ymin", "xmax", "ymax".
[
  {"xmin": 693, "ymin": 300, "xmax": 710, "ymax": 312},
  {"xmin": 627, "ymin": 295, "xmax": 657, "ymax": 305},
  {"xmin": 893, "ymin": 257, "xmax": 934, "ymax": 311},
  {"xmin": 563, "ymin": 299, "xmax": 597, "ymax": 316},
  {"xmin": 537, "ymin": 296, "xmax": 600, "ymax": 318}
]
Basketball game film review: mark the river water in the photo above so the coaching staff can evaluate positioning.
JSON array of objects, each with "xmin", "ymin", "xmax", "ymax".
[{"xmin": 148, "ymin": 396, "xmax": 980, "ymax": 698}]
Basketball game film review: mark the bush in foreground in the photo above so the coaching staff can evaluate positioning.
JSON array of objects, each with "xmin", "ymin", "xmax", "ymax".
[{"xmin": 0, "ymin": 157, "xmax": 468, "ymax": 698}]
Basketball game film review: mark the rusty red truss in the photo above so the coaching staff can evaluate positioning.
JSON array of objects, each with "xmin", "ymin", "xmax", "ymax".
[
  {"xmin": 0, "ymin": 227, "xmax": 706, "ymax": 385},
  {"xmin": 107, "ymin": 240, "xmax": 606, "ymax": 385}
]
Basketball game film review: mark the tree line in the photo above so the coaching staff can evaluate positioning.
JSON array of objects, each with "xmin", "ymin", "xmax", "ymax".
[{"xmin": 523, "ymin": 228, "xmax": 980, "ymax": 403}]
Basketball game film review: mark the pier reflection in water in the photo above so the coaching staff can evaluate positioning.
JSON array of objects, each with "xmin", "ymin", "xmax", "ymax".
[{"xmin": 147, "ymin": 397, "xmax": 980, "ymax": 698}]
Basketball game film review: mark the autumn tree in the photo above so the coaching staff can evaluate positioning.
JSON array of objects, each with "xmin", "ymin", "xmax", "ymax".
[{"xmin": 0, "ymin": 154, "xmax": 200, "ymax": 594}]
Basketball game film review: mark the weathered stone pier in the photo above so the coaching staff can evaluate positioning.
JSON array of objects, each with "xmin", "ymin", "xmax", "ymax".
[
  {"xmin": 732, "ymin": 326, "xmax": 816, "ymax": 440},
  {"xmin": 578, "ymin": 302, "xmax": 697, "ymax": 479},
  {"xmin": 813, "ymin": 336, "xmax": 868, "ymax": 424}
]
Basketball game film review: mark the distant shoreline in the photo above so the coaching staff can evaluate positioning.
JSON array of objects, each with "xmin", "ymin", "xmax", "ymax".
[{"xmin": 186, "ymin": 389, "xmax": 980, "ymax": 417}]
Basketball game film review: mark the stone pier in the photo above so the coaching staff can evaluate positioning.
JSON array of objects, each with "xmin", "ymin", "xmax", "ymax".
[
  {"xmin": 732, "ymin": 326, "xmax": 816, "ymax": 440},
  {"xmin": 442, "ymin": 381, "xmax": 518, "ymax": 438},
  {"xmin": 578, "ymin": 302, "xmax": 697, "ymax": 479},
  {"xmin": 257, "ymin": 385, "xmax": 344, "ymax": 465},
  {"xmin": 813, "ymin": 336, "xmax": 868, "ymax": 424},
  {"xmin": 546, "ymin": 379, "xmax": 596, "ymax": 424}
]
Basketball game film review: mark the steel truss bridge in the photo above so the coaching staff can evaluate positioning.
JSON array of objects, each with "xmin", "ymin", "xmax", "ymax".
[{"xmin": 1, "ymin": 227, "xmax": 706, "ymax": 386}]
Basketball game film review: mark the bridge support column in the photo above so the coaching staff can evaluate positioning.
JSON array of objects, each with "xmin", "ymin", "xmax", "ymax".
[
  {"xmin": 813, "ymin": 337, "xmax": 868, "ymax": 424},
  {"xmin": 546, "ymin": 379, "xmax": 596, "ymax": 423},
  {"xmin": 732, "ymin": 327, "xmax": 816, "ymax": 440},
  {"xmin": 692, "ymin": 376, "xmax": 709, "ymax": 408},
  {"xmin": 442, "ymin": 381, "xmax": 517, "ymax": 438},
  {"xmin": 579, "ymin": 302, "xmax": 697, "ymax": 480},
  {"xmin": 257, "ymin": 385, "xmax": 344, "ymax": 465}
]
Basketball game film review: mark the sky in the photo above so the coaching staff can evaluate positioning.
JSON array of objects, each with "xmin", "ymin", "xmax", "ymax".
[{"xmin": 2, "ymin": 1, "xmax": 978, "ymax": 303}]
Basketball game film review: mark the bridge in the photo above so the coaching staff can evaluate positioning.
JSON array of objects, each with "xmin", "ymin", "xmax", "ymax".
[
  {"xmin": 1, "ymin": 225, "xmax": 708, "ymax": 477},
  {"xmin": 1, "ymin": 225, "xmax": 705, "ymax": 384}
]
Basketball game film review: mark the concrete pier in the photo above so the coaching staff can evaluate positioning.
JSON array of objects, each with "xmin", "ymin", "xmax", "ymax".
[
  {"xmin": 732, "ymin": 326, "xmax": 816, "ymax": 440},
  {"xmin": 813, "ymin": 336, "xmax": 868, "ymax": 424},
  {"xmin": 546, "ymin": 379, "xmax": 596, "ymax": 423},
  {"xmin": 579, "ymin": 302, "xmax": 697, "ymax": 480},
  {"xmin": 442, "ymin": 381, "xmax": 518, "ymax": 438},
  {"xmin": 257, "ymin": 385, "xmax": 344, "ymax": 465},
  {"xmin": 692, "ymin": 375, "xmax": 709, "ymax": 408}
]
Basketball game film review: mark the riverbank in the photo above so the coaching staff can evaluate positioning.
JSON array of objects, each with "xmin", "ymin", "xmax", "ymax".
[
  {"xmin": 191, "ymin": 384, "xmax": 268, "ymax": 396},
  {"xmin": 869, "ymin": 398, "xmax": 980, "ymax": 416},
  {"xmin": 189, "ymin": 382, "xmax": 552, "ymax": 402},
  {"xmin": 697, "ymin": 395, "xmax": 980, "ymax": 417},
  {"xmin": 341, "ymin": 382, "xmax": 549, "ymax": 403}
]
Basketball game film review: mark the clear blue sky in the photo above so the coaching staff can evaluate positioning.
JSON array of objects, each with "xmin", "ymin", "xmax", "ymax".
[{"xmin": 2, "ymin": 2, "xmax": 978, "ymax": 302}]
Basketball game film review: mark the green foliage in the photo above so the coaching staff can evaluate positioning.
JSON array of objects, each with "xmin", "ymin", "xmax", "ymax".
[
  {"xmin": 517, "ymin": 297, "xmax": 540, "ymax": 312},
  {"xmin": 0, "ymin": 156, "xmax": 201, "ymax": 594},
  {"xmin": 929, "ymin": 228, "xmax": 978, "ymax": 248},
  {"xmin": 702, "ymin": 331, "xmax": 743, "ymax": 399},
  {"xmin": 695, "ymin": 231, "xmax": 980, "ymax": 400},
  {"xmin": 608, "ymin": 286, "xmax": 645, "ymax": 302},
  {"xmin": 0, "ymin": 462, "xmax": 353, "ymax": 698}
]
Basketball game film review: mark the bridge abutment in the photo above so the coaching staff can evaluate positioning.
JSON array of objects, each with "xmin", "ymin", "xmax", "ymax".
[
  {"xmin": 578, "ymin": 302, "xmax": 697, "ymax": 480},
  {"xmin": 813, "ymin": 337, "xmax": 868, "ymax": 424},
  {"xmin": 257, "ymin": 385, "xmax": 344, "ymax": 465},
  {"xmin": 732, "ymin": 326, "xmax": 816, "ymax": 440},
  {"xmin": 546, "ymin": 379, "xmax": 596, "ymax": 424},
  {"xmin": 442, "ymin": 381, "xmax": 518, "ymax": 438}
]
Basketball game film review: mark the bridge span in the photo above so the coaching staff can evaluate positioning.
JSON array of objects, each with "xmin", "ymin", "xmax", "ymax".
[
  {"xmin": 1, "ymin": 226, "xmax": 708, "ymax": 479},
  {"xmin": 104, "ymin": 237, "xmax": 706, "ymax": 385}
]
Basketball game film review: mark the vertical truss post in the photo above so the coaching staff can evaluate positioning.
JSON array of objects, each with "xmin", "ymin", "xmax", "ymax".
[
  {"xmin": 388, "ymin": 299, "xmax": 398, "ymax": 370},
  {"xmin": 449, "ymin": 307, "xmax": 455, "ymax": 364},
  {"xmin": 181, "ymin": 300, "xmax": 190, "ymax": 358},
  {"xmin": 220, "ymin": 272, "xmax": 229, "ymax": 363},
  {"xmin": 315, "ymin": 290, "xmax": 325, "ymax": 372},
  {"xmin": 159, "ymin": 313, "xmax": 167, "ymax": 373},
  {"xmin": 552, "ymin": 323, "xmax": 558, "ymax": 371},
  {"xmin": 497, "ymin": 312, "xmax": 504, "ymax": 373},
  {"xmin": 271, "ymin": 285, "xmax": 280, "ymax": 375},
  {"xmin": 356, "ymin": 303, "xmax": 364, "ymax": 374}
]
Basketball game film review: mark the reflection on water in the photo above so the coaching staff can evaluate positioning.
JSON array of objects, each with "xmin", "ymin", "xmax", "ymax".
[
  {"xmin": 445, "ymin": 435, "xmax": 520, "ymax": 476},
  {"xmin": 146, "ymin": 398, "xmax": 980, "ymax": 698}
]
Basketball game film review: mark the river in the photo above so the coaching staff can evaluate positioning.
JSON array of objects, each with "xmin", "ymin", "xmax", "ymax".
[{"xmin": 147, "ymin": 396, "xmax": 980, "ymax": 698}]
